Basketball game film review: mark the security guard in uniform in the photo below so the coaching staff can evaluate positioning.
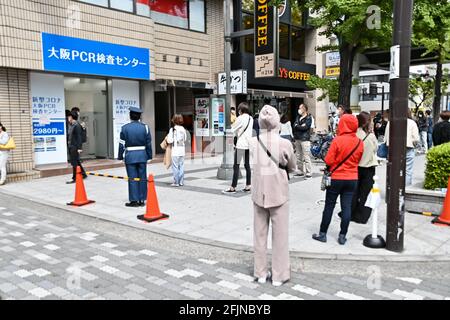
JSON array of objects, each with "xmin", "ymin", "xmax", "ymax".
[{"xmin": 118, "ymin": 107, "xmax": 153, "ymax": 207}]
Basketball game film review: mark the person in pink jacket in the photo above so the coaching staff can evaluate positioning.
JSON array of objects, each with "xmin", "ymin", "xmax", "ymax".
[{"xmin": 250, "ymin": 105, "xmax": 296, "ymax": 286}]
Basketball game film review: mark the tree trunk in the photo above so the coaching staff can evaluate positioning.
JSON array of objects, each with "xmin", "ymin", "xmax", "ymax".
[
  {"xmin": 338, "ymin": 42, "xmax": 356, "ymax": 108},
  {"xmin": 433, "ymin": 60, "xmax": 443, "ymax": 123}
]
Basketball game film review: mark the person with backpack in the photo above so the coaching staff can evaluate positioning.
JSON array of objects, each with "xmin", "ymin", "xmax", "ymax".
[
  {"xmin": 312, "ymin": 114, "xmax": 364, "ymax": 245},
  {"xmin": 167, "ymin": 114, "xmax": 187, "ymax": 187},
  {"xmin": 223, "ymin": 102, "xmax": 253, "ymax": 194},
  {"xmin": 250, "ymin": 105, "xmax": 296, "ymax": 287},
  {"xmin": 0, "ymin": 122, "xmax": 10, "ymax": 185},
  {"xmin": 66, "ymin": 111, "xmax": 87, "ymax": 184}
]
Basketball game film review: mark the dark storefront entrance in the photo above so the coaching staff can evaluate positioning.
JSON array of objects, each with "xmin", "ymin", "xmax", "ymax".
[{"xmin": 154, "ymin": 83, "xmax": 212, "ymax": 154}]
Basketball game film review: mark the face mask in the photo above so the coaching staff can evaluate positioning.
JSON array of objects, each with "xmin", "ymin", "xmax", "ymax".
[{"xmin": 298, "ymin": 110, "xmax": 302, "ymax": 115}]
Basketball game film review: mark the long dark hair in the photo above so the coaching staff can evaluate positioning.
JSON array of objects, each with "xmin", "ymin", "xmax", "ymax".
[
  {"xmin": 0, "ymin": 123, "xmax": 6, "ymax": 132},
  {"xmin": 280, "ymin": 114, "xmax": 289, "ymax": 124}
]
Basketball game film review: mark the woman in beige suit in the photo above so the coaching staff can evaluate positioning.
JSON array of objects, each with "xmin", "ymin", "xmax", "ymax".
[{"xmin": 250, "ymin": 105, "xmax": 296, "ymax": 286}]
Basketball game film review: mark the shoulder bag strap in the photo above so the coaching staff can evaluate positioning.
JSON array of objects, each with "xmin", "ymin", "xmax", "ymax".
[
  {"xmin": 237, "ymin": 117, "xmax": 251, "ymax": 141},
  {"xmin": 257, "ymin": 135, "xmax": 290, "ymax": 180},
  {"xmin": 330, "ymin": 139, "xmax": 361, "ymax": 174}
]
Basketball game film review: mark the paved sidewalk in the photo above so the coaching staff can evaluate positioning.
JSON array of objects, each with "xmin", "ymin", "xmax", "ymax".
[{"xmin": 1, "ymin": 154, "xmax": 449, "ymax": 260}]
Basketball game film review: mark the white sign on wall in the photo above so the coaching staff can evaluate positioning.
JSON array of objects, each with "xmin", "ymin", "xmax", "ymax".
[
  {"xmin": 218, "ymin": 70, "xmax": 247, "ymax": 95},
  {"xmin": 112, "ymin": 79, "xmax": 140, "ymax": 158},
  {"xmin": 390, "ymin": 45, "xmax": 400, "ymax": 80},
  {"xmin": 30, "ymin": 73, "xmax": 67, "ymax": 165},
  {"xmin": 325, "ymin": 52, "xmax": 341, "ymax": 67}
]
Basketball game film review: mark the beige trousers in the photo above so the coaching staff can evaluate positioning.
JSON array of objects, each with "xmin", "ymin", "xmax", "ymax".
[
  {"xmin": 253, "ymin": 202, "xmax": 290, "ymax": 282},
  {"xmin": 295, "ymin": 140, "xmax": 312, "ymax": 175}
]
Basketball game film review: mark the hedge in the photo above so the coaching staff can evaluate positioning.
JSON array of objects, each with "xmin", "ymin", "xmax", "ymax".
[{"xmin": 424, "ymin": 142, "xmax": 450, "ymax": 190}]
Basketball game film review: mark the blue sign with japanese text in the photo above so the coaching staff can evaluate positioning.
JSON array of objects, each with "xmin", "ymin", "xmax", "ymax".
[{"xmin": 42, "ymin": 33, "xmax": 150, "ymax": 80}]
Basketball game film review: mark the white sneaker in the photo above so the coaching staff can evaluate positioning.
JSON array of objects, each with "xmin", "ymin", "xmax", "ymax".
[
  {"xmin": 272, "ymin": 281, "xmax": 283, "ymax": 287},
  {"xmin": 0, "ymin": 181, "xmax": 5, "ymax": 186},
  {"xmin": 257, "ymin": 271, "xmax": 271, "ymax": 284},
  {"xmin": 170, "ymin": 183, "xmax": 179, "ymax": 187}
]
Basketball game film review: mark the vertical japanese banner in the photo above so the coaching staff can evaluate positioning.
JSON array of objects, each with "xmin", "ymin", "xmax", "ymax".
[
  {"xmin": 30, "ymin": 73, "xmax": 67, "ymax": 165},
  {"xmin": 195, "ymin": 97, "xmax": 210, "ymax": 137},
  {"xmin": 211, "ymin": 97, "xmax": 225, "ymax": 136},
  {"xmin": 254, "ymin": 0, "xmax": 279, "ymax": 78},
  {"xmin": 112, "ymin": 79, "xmax": 141, "ymax": 158}
]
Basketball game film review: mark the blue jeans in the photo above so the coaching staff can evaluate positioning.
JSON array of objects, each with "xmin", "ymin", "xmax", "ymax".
[
  {"xmin": 172, "ymin": 156, "xmax": 185, "ymax": 185},
  {"xmin": 405, "ymin": 147, "xmax": 415, "ymax": 186},
  {"xmin": 125, "ymin": 163, "xmax": 147, "ymax": 202},
  {"xmin": 427, "ymin": 132, "xmax": 433, "ymax": 149},
  {"xmin": 320, "ymin": 179, "xmax": 357, "ymax": 236}
]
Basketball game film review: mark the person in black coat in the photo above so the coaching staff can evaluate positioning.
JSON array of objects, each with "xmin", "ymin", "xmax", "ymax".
[
  {"xmin": 66, "ymin": 111, "xmax": 87, "ymax": 184},
  {"xmin": 432, "ymin": 111, "xmax": 450, "ymax": 147}
]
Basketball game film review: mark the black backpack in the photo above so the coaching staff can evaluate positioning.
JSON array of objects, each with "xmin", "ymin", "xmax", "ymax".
[{"xmin": 80, "ymin": 122, "xmax": 87, "ymax": 143}]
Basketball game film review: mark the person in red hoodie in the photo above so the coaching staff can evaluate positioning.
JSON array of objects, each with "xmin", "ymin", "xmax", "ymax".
[{"xmin": 313, "ymin": 114, "xmax": 364, "ymax": 245}]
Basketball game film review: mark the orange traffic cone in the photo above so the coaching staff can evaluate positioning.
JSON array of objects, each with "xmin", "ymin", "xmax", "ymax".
[
  {"xmin": 432, "ymin": 177, "xmax": 450, "ymax": 227},
  {"xmin": 67, "ymin": 166, "xmax": 95, "ymax": 206},
  {"xmin": 137, "ymin": 174, "xmax": 169, "ymax": 223},
  {"xmin": 191, "ymin": 136, "xmax": 197, "ymax": 154}
]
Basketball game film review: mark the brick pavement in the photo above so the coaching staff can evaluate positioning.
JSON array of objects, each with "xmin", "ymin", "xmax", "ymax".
[{"xmin": 0, "ymin": 205, "xmax": 449, "ymax": 300}]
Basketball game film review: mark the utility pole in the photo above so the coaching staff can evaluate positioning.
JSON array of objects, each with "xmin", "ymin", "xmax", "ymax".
[
  {"xmin": 217, "ymin": 0, "xmax": 234, "ymax": 180},
  {"xmin": 386, "ymin": 0, "xmax": 414, "ymax": 252}
]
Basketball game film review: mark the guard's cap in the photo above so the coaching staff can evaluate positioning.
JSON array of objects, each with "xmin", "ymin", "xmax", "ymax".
[{"xmin": 129, "ymin": 107, "xmax": 143, "ymax": 114}]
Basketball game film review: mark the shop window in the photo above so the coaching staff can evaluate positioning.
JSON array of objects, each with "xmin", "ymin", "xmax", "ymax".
[
  {"xmin": 79, "ymin": 0, "xmax": 108, "ymax": 7},
  {"xmin": 242, "ymin": 12, "xmax": 254, "ymax": 53},
  {"xmin": 189, "ymin": 0, "xmax": 206, "ymax": 32},
  {"xmin": 291, "ymin": 27, "xmax": 306, "ymax": 61},
  {"xmin": 110, "ymin": 0, "xmax": 134, "ymax": 12},
  {"xmin": 242, "ymin": 0, "xmax": 254, "ymax": 12},
  {"xmin": 279, "ymin": 23, "xmax": 289, "ymax": 59},
  {"xmin": 149, "ymin": 0, "xmax": 205, "ymax": 32},
  {"xmin": 291, "ymin": 4, "xmax": 303, "ymax": 26}
]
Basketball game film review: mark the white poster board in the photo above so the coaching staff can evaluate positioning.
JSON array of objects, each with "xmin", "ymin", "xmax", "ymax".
[
  {"xmin": 195, "ymin": 97, "xmax": 210, "ymax": 137},
  {"xmin": 211, "ymin": 97, "xmax": 225, "ymax": 136},
  {"xmin": 390, "ymin": 45, "xmax": 400, "ymax": 80},
  {"xmin": 30, "ymin": 73, "xmax": 67, "ymax": 165},
  {"xmin": 112, "ymin": 79, "xmax": 140, "ymax": 158}
]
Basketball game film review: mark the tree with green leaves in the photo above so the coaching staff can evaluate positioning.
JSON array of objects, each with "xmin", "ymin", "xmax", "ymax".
[
  {"xmin": 296, "ymin": 0, "xmax": 393, "ymax": 107},
  {"xmin": 409, "ymin": 67, "xmax": 450, "ymax": 115},
  {"xmin": 413, "ymin": 0, "xmax": 450, "ymax": 123},
  {"xmin": 306, "ymin": 76, "xmax": 339, "ymax": 104}
]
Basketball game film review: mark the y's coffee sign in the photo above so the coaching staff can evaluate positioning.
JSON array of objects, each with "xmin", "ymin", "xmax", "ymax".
[{"xmin": 254, "ymin": 0, "xmax": 278, "ymax": 78}]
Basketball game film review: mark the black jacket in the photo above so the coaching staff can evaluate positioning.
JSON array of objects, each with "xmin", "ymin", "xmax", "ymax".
[
  {"xmin": 432, "ymin": 121, "xmax": 450, "ymax": 146},
  {"xmin": 69, "ymin": 122, "xmax": 83, "ymax": 150},
  {"xmin": 293, "ymin": 114, "xmax": 312, "ymax": 141}
]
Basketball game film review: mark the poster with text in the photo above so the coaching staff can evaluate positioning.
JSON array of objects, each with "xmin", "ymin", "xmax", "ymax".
[
  {"xmin": 211, "ymin": 97, "xmax": 225, "ymax": 136},
  {"xmin": 112, "ymin": 79, "xmax": 141, "ymax": 158},
  {"xmin": 195, "ymin": 97, "xmax": 210, "ymax": 137},
  {"xmin": 30, "ymin": 73, "xmax": 67, "ymax": 165}
]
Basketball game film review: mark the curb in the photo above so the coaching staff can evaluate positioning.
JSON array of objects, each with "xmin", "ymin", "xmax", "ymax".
[{"xmin": 1, "ymin": 189, "xmax": 449, "ymax": 263}]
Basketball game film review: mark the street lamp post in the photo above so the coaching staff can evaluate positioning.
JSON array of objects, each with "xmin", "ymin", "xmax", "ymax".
[{"xmin": 386, "ymin": 0, "xmax": 414, "ymax": 252}]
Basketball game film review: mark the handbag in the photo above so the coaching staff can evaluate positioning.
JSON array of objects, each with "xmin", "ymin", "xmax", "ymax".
[
  {"xmin": 321, "ymin": 140, "xmax": 362, "ymax": 191},
  {"xmin": 160, "ymin": 136, "xmax": 168, "ymax": 151},
  {"xmin": 377, "ymin": 142, "xmax": 388, "ymax": 158},
  {"xmin": 0, "ymin": 137, "xmax": 16, "ymax": 150},
  {"xmin": 234, "ymin": 117, "xmax": 251, "ymax": 147}
]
